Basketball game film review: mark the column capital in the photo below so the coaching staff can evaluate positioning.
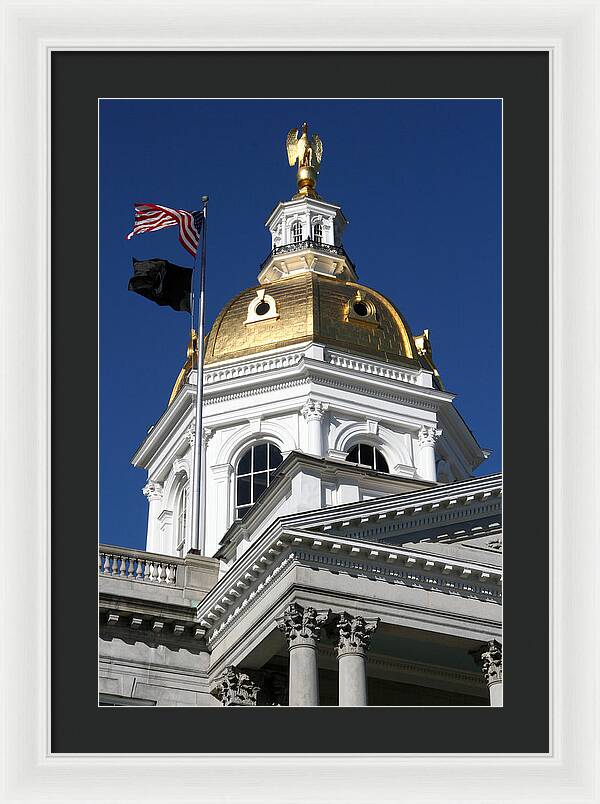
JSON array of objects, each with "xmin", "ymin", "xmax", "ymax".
[
  {"xmin": 184, "ymin": 422, "xmax": 196, "ymax": 448},
  {"xmin": 142, "ymin": 480, "xmax": 163, "ymax": 502},
  {"xmin": 470, "ymin": 639, "xmax": 503, "ymax": 685},
  {"xmin": 418, "ymin": 424, "xmax": 442, "ymax": 447},
  {"xmin": 336, "ymin": 612, "xmax": 380, "ymax": 657},
  {"xmin": 211, "ymin": 665, "xmax": 260, "ymax": 707},
  {"xmin": 301, "ymin": 399, "xmax": 327, "ymax": 422},
  {"xmin": 276, "ymin": 602, "xmax": 330, "ymax": 647}
]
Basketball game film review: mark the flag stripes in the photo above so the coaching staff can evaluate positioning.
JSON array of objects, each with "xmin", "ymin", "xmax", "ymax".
[{"xmin": 126, "ymin": 203, "xmax": 203, "ymax": 257}]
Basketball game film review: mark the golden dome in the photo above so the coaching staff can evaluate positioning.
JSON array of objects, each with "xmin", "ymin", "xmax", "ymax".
[{"xmin": 204, "ymin": 273, "xmax": 418, "ymax": 366}]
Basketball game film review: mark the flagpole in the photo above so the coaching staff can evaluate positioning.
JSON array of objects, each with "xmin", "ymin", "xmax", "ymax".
[{"xmin": 190, "ymin": 196, "xmax": 208, "ymax": 553}]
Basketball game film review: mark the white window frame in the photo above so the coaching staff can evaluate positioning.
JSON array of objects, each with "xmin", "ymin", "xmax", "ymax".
[
  {"xmin": 313, "ymin": 221, "xmax": 323, "ymax": 244},
  {"xmin": 175, "ymin": 483, "xmax": 189, "ymax": 556}
]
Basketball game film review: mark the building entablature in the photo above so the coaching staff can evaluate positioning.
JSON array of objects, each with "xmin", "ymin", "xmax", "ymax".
[
  {"xmin": 299, "ymin": 473, "xmax": 502, "ymax": 534},
  {"xmin": 217, "ymin": 467, "xmax": 501, "ymax": 562},
  {"xmin": 197, "ymin": 524, "xmax": 502, "ymax": 650},
  {"xmin": 202, "ymin": 343, "xmax": 434, "ymax": 391},
  {"xmin": 203, "ymin": 344, "xmax": 448, "ymax": 405},
  {"xmin": 310, "ymin": 475, "xmax": 502, "ymax": 549},
  {"xmin": 132, "ymin": 342, "xmax": 453, "ymax": 473}
]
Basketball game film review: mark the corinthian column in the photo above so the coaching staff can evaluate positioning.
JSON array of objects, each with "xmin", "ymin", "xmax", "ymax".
[
  {"xmin": 277, "ymin": 603, "xmax": 330, "ymax": 706},
  {"xmin": 336, "ymin": 612, "xmax": 379, "ymax": 707},
  {"xmin": 211, "ymin": 666, "xmax": 260, "ymax": 707},
  {"xmin": 470, "ymin": 640, "xmax": 503, "ymax": 707},
  {"xmin": 142, "ymin": 481, "xmax": 163, "ymax": 553},
  {"xmin": 417, "ymin": 425, "xmax": 442, "ymax": 482},
  {"xmin": 301, "ymin": 399, "xmax": 327, "ymax": 456}
]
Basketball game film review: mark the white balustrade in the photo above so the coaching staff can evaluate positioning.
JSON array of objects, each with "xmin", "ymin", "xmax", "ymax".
[{"xmin": 98, "ymin": 546, "xmax": 181, "ymax": 587}]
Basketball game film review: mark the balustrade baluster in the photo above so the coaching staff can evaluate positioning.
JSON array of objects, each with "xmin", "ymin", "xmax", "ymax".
[{"xmin": 98, "ymin": 550, "xmax": 184, "ymax": 586}]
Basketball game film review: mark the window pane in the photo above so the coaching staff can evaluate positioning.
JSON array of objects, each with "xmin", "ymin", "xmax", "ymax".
[
  {"xmin": 360, "ymin": 444, "xmax": 374, "ymax": 468},
  {"xmin": 375, "ymin": 450, "xmax": 389, "ymax": 472},
  {"xmin": 254, "ymin": 443, "xmax": 268, "ymax": 472},
  {"xmin": 237, "ymin": 475, "xmax": 251, "ymax": 506},
  {"xmin": 269, "ymin": 444, "xmax": 283, "ymax": 469},
  {"xmin": 238, "ymin": 448, "xmax": 252, "ymax": 475},
  {"xmin": 347, "ymin": 445, "xmax": 359, "ymax": 463},
  {"xmin": 236, "ymin": 504, "xmax": 251, "ymax": 519},
  {"xmin": 253, "ymin": 471, "xmax": 268, "ymax": 501}
]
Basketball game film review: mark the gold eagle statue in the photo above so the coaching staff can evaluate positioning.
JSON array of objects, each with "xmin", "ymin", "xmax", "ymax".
[{"xmin": 285, "ymin": 122, "xmax": 323, "ymax": 198}]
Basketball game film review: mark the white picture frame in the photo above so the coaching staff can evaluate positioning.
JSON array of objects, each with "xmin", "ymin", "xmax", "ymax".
[{"xmin": 1, "ymin": 1, "xmax": 598, "ymax": 801}]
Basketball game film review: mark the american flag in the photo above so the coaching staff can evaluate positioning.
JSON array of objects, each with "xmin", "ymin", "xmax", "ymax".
[{"xmin": 126, "ymin": 203, "xmax": 204, "ymax": 257}]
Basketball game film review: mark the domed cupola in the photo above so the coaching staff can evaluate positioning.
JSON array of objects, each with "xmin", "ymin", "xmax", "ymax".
[
  {"xmin": 136, "ymin": 122, "xmax": 489, "ymax": 562},
  {"xmin": 205, "ymin": 121, "xmax": 418, "ymax": 369},
  {"xmin": 204, "ymin": 274, "xmax": 419, "ymax": 367}
]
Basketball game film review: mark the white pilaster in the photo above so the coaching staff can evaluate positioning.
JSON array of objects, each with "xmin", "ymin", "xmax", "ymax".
[
  {"xmin": 301, "ymin": 399, "xmax": 327, "ymax": 456},
  {"xmin": 142, "ymin": 481, "xmax": 163, "ymax": 552},
  {"xmin": 206, "ymin": 463, "xmax": 233, "ymax": 558},
  {"xmin": 417, "ymin": 425, "xmax": 442, "ymax": 482}
]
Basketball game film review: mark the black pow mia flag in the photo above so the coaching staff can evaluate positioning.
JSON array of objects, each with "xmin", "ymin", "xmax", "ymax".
[{"xmin": 128, "ymin": 258, "xmax": 192, "ymax": 313}]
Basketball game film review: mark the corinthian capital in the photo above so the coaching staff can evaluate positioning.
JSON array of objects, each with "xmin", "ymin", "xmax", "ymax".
[
  {"xmin": 418, "ymin": 424, "xmax": 442, "ymax": 448},
  {"xmin": 142, "ymin": 480, "xmax": 163, "ymax": 502},
  {"xmin": 336, "ymin": 612, "xmax": 379, "ymax": 656},
  {"xmin": 211, "ymin": 666, "xmax": 260, "ymax": 707},
  {"xmin": 276, "ymin": 602, "xmax": 330, "ymax": 646},
  {"xmin": 301, "ymin": 399, "xmax": 327, "ymax": 422},
  {"xmin": 470, "ymin": 639, "xmax": 503, "ymax": 685},
  {"xmin": 184, "ymin": 423, "xmax": 196, "ymax": 448}
]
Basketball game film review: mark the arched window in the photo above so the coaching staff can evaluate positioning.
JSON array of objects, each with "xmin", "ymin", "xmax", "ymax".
[
  {"xmin": 291, "ymin": 221, "xmax": 303, "ymax": 244},
  {"xmin": 313, "ymin": 222, "xmax": 323, "ymax": 245},
  {"xmin": 236, "ymin": 442, "xmax": 283, "ymax": 518},
  {"xmin": 175, "ymin": 483, "xmax": 189, "ymax": 556},
  {"xmin": 346, "ymin": 443, "xmax": 389, "ymax": 473}
]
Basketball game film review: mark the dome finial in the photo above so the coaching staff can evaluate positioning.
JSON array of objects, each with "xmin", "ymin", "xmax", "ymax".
[{"xmin": 285, "ymin": 123, "xmax": 323, "ymax": 198}]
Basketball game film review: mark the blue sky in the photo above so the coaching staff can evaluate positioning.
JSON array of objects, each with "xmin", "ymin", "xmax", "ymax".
[{"xmin": 100, "ymin": 99, "xmax": 501, "ymax": 550}]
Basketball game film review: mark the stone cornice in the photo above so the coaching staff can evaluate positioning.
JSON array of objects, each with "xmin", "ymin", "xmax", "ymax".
[
  {"xmin": 309, "ymin": 474, "xmax": 502, "ymax": 534},
  {"xmin": 332, "ymin": 500, "xmax": 502, "ymax": 547},
  {"xmin": 204, "ymin": 370, "xmax": 448, "ymax": 413},
  {"xmin": 131, "ymin": 384, "xmax": 195, "ymax": 468},
  {"xmin": 99, "ymin": 596, "xmax": 207, "ymax": 647},
  {"xmin": 197, "ymin": 527, "xmax": 502, "ymax": 645}
]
